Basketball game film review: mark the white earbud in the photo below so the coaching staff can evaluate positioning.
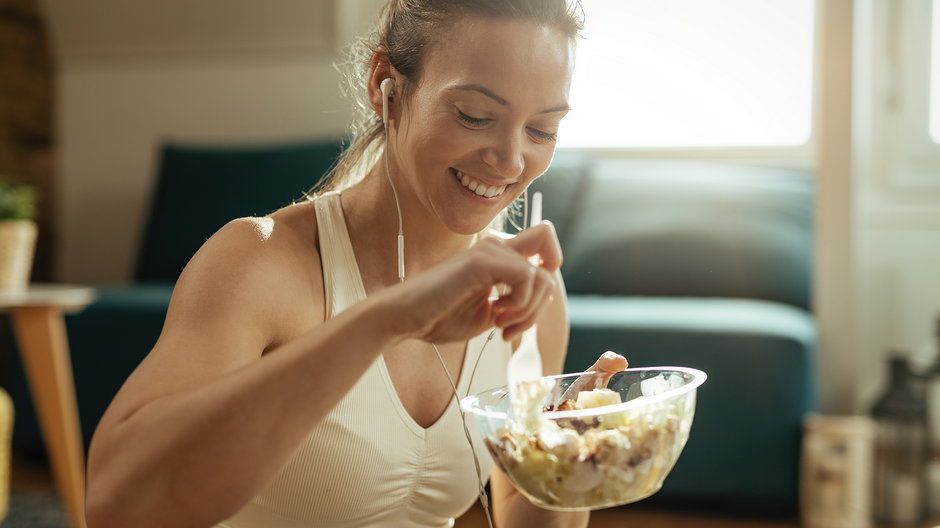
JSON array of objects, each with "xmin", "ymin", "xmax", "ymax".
[{"xmin": 380, "ymin": 78, "xmax": 394, "ymax": 124}]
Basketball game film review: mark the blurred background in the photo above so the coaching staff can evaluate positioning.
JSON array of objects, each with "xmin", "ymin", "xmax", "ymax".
[{"xmin": 1, "ymin": 0, "xmax": 939, "ymax": 526}]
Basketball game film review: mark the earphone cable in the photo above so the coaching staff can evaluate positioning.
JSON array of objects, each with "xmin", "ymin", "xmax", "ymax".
[
  {"xmin": 382, "ymin": 88, "xmax": 494, "ymax": 527},
  {"xmin": 431, "ymin": 342, "xmax": 496, "ymax": 528}
]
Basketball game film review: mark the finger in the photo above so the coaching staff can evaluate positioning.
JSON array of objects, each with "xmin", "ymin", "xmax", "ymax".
[
  {"xmin": 503, "ymin": 221, "xmax": 563, "ymax": 272},
  {"xmin": 559, "ymin": 352, "xmax": 629, "ymax": 400},
  {"xmin": 590, "ymin": 351, "xmax": 628, "ymax": 388},
  {"xmin": 587, "ymin": 351, "xmax": 628, "ymax": 373},
  {"xmin": 494, "ymin": 267, "xmax": 554, "ymax": 327},
  {"xmin": 493, "ymin": 264, "xmax": 555, "ymax": 312},
  {"xmin": 499, "ymin": 272, "xmax": 555, "ymax": 340},
  {"xmin": 493, "ymin": 264, "xmax": 537, "ymax": 312},
  {"xmin": 501, "ymin": 308, "xmax": 540, "ymax": 342}
]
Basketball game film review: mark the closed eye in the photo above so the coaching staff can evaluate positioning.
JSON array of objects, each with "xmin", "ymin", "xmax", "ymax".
[
  {"xmin": 457, "ymin": 110, "xmax": 491, "ymax": 127},
  {"xmin": 528, "ymin": 127, "xmax": 558, "ymax": 142}
]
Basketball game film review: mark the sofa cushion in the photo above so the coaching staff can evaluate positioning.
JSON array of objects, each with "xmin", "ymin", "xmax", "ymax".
[
  {"xmin": 135, "ymin": 140, "xmax": 343, "ymax": 283},
  {"xmin": 548, "ymin": 159, "xmax": 814, "ymax": 309}
]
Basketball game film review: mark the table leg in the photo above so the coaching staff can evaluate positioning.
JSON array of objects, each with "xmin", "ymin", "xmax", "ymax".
[{"xmin": 11, "ymin": 306, "xmax": 87, "ymax": 528}]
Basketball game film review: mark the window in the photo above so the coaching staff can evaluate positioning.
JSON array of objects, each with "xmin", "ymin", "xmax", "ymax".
[
  {"xmin": 930, "ymin": 0, "xmax": 940, "ymax": 142},
  {"xmin": 559, "ymin": 0, "xmax": 817, "ymax": 149}
]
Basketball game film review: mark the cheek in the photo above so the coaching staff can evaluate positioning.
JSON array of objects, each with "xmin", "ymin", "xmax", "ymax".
[
  {"xmin": 416, "ymin": 119, "xmax": 479, "ymax": 163},
  {"xmin": 525, "ymin": 146, "xmax": 556, "ymax": 180}
]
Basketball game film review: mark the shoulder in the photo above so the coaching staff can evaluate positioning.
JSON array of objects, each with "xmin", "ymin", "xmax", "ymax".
[
  {"xmin": 181, "ymin": 206, "xmax": 318, "ymax": 296},
  {"xmin": 169, "ymin": 201, "xmax": 325, "ymax": 347}
]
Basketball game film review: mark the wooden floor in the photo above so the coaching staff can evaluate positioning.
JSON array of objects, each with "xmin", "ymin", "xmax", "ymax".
[
  {"xmin": 14, "ymin": 454, "xmax": 800, "ymax": 527},
  {"xmin": 455, "ymin": 501, "xmax": 800, "ymax": 528},
  {"xmin": 15, "ymin": 454, "xmax": 940, "ymax": 528}
]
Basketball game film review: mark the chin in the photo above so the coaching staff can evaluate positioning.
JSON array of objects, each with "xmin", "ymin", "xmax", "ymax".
[{"xmin": 441, "ymin": 211, "xmax": 501, "ymax": 236}]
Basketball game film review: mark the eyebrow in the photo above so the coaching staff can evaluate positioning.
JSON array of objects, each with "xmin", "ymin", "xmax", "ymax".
[{"xmin": 449, "ymin": 84, "xmax": 570, "ymax": 114}]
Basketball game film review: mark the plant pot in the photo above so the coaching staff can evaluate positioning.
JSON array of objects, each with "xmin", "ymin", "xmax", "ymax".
[{"xmin": 0, "ymin": 219, "xmax": 37, "ymax": 291}]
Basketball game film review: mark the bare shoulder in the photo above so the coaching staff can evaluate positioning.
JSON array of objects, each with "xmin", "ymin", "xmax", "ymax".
[
  {"xmin": 170, "ymin": 202, "xmax": 325, "ymax": 345},
  {"xmin": 101, "ymin": 202, "xmax": 324, "ymax": 424}
]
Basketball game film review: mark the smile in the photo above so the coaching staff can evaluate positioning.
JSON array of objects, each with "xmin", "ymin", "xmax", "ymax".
[{"xmin": 451, "ymin": 168, "xmax": 508, "ymax": 198}]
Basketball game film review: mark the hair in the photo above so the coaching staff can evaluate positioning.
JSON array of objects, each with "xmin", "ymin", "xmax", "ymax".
[{"xmin": 309, "ymin": 0, "xmax": 583, "ymax": 210}]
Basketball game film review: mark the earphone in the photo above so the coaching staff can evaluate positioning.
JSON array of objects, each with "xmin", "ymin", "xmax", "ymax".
[
  {"xmin": 380, "ymin": 78, "xmax": 394, "ymax": 126},
  {"xmin": 380, "ymin": 77, "xmax": 406, "ymax": 282},
  {"xmin": 379, "ymin": 74, "xmax": 495, "ymax": 528}
]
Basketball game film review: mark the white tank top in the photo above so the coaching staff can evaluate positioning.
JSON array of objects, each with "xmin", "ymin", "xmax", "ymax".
[{"xmin": 216, "ymin": 191, "xmax": 511, "ymax": 528}]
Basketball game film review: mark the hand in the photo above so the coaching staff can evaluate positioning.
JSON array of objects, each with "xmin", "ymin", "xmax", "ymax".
[
  {"xmin": 382, "ymin": 221, "xmax": 562, "ymax": 344},
  {"xmin": 561, "ymin": 351, "xmax": 628, "ymax": 398}
]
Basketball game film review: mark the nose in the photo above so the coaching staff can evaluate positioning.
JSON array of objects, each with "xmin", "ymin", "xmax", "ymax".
[{"xmin": 481, "ymin": 132, "xmax": 525, "ymax": 179}]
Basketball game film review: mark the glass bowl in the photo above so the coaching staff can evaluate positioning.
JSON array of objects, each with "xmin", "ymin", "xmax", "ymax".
[{"xmin": 460, "ymin": 367, "xmax": 707, "ymax": 511}]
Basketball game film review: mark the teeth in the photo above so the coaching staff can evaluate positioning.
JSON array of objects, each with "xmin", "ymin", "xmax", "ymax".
[{"xmin": 454, "ymin": 169, "xmax": 508, "ymax": 198}]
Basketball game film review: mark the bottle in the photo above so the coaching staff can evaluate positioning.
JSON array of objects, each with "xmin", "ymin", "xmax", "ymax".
[
  {"xmin": 925, "ymin": 318, "xmax": 940, "ymax": 515},
  {"xmin": 870, "ymin": 354, "xmax": 928, "ymax": 525}
]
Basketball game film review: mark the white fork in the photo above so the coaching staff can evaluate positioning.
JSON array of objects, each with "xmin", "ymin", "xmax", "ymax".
[{"xmin": 507, "ymin": 191, "xmax": 544, "ymax": 400}]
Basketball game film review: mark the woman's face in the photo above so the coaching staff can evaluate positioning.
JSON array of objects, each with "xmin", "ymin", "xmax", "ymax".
[{"xmin": 389, "ymin": 16, "xmax": 574, "ymax": 234}]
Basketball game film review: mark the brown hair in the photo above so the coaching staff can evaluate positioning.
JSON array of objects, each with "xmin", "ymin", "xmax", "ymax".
[{"xmin": 310, "ymin": 0, "xmax": 583, "ymax": 199}]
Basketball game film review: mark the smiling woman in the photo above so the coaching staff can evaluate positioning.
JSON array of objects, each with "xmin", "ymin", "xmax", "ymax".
[{"xmin": 82, "ymin": 1, "xmax": 628, "ymax": 528}]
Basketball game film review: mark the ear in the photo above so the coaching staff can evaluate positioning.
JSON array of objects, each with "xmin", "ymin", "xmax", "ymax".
[{"xmin": 367, "ymin": 51, "xmax": 399, "ymax": 122}]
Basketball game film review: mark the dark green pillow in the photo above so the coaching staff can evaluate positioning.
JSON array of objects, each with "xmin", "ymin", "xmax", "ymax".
[{"xmin": 135, "ymin": 139, "xmax": 343, "ymax": 283}]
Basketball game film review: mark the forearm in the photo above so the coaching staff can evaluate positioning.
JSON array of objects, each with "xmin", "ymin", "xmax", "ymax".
[
  {"xmin": 86, "ymin": 293, "xmax": 402, "ymax": 528},
  {"xmin": 496, "ymin": 489, "xmax": 589, "ymax": 528}
]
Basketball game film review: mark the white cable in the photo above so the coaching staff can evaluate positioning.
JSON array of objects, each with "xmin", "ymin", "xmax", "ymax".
[
  {"xmin": 381, "ymin": 80, "xmax": 405, "ymax": 282},
  {"xmin": 382, "ymin": 84, "xmax": 494, "ymax": 527}
]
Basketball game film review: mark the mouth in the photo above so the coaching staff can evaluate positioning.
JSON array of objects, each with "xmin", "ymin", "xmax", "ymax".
[{"xmin": 450, "ymin": 168, "xmax": 512, "ymax": 199}]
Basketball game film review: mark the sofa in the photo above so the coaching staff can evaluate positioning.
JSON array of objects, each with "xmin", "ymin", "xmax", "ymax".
[
  {"xmin": 4, "ymin": 140, "xmax": 816, "ymax": 514},
  {"xmin": 530, "ymin": 155, "xmax": 817, "ymax": 512}
]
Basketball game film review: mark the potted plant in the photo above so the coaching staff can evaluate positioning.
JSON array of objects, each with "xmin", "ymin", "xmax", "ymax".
[{"xmin": 0, "ymin": 177, "xmax": 37, "ymax": 292}]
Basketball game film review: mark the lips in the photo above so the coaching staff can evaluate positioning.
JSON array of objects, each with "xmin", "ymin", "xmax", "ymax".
[{"xmin": 451, "ymin": 168, "xmax": 509, "ymax": 198}]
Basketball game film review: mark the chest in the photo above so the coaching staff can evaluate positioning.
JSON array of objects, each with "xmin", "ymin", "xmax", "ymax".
[{"xmin": 383, "ymin": 339, "xmax": 470, "ymax": 429}]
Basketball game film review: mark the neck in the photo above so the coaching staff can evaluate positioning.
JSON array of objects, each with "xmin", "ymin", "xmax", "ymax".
[{"xmin": 341, "ymin": 163, "xmax": 477, "ymax": 287}]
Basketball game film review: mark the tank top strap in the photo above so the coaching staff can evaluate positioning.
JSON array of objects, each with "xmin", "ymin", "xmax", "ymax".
[{"xmin": 314, "ymin": 191, "xmax": 368, "ymax": 318}]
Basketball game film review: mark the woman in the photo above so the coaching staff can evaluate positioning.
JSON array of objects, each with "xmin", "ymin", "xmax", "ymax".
[{"xmin": 85, "ymin": 1, "xmax": 627, "ymax": 527}]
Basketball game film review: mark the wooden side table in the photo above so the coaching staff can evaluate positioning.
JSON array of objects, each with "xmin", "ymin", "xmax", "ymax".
[{"xmin": 0, "ymin": 284, "xmax": 96, "ymax": 528}]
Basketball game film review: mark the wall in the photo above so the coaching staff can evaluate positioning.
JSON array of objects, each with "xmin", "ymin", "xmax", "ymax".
[
  {"xmin": 855, "ymin": 0, "xmax": 940, "ymax": 410},
  {"xmin": 0, "ymin": 0, "xmax": 55, "ymax": 281},
  {"xmin": 40, "ymin": 0, "xmax": 383, "ymax": 283}
]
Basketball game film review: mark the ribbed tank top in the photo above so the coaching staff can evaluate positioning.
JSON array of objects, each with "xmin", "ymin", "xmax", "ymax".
[{"xmin": 216, "ymin": 191, "xmax": 510, "ymax": 528}]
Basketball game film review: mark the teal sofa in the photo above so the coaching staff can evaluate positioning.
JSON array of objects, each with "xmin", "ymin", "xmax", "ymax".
[
  {"xmin": 5, "ymin": 142, "xmax": 815, "ymax": 514},
  {"xmin": 532, "ymin": 156, "xmax": 817, "ymax": 512}
]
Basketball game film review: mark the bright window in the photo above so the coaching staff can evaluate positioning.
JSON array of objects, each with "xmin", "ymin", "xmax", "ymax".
[
  {"xmin": 930, "ymin": 0, "xmax": 940, "ymax": 143},
  {"xmin": 560, "ymin": 0, "xmax": 817, "ymax": 148}
]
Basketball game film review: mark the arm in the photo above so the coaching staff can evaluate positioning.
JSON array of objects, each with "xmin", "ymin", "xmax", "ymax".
[
  {"xmin": 85, "ymin": 219, "xmax": 407, "ymax": 528},
  {"xmin": 86, "ymin": 219, "xmax": 563, "ymax": 528}
]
